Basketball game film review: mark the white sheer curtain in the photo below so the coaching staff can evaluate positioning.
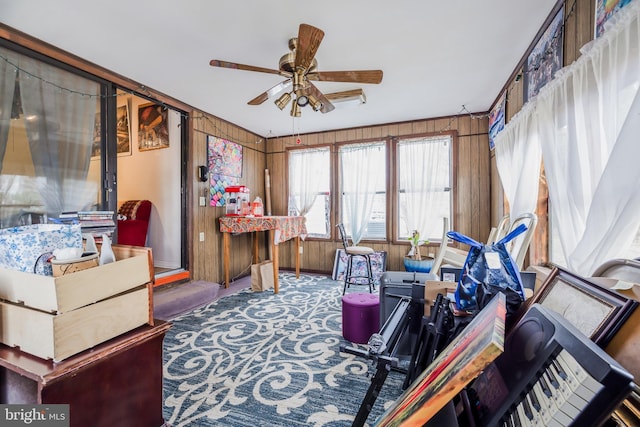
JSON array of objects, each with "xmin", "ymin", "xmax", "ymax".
[
  {"xmin": 339, "ymin": 142, "xmax": 385, "ymax": 245},
  {"xmin": 497, "ymin": 1, "xmax": 640, "ymax": 276},
  {"xmin": 538, "ymin": 2, "xmax": 640, "ymax": 275},
  {"xmin": 0, "ymin": 47, "xmax": 18, "ymax": 168},
  {"xmin": 397, "ymin": 135, "xmax": 451, "ymax": 240},
  {"xmin": 494, "ymin": 102, "xmax": 542, "ymax": 221},
  {"xmin": 288, "ymin": 147, "xmax": 329, "ymax": 216},
  {"xmin": 18, "ymin": 55, "xmax": 99, "ymax": 217}
]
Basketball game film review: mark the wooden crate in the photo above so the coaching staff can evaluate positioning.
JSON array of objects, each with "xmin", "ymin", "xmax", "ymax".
[
  {"xmin": 0, "ymin": 245, "xmax": 153, "ymax": 314},
  {"xmin": 0, "ymin": 285, "xmax": 150, "ymax": 361},
  {"xmin": 0, "ymin": 245, "xmax": 154, "ymax": 361}
]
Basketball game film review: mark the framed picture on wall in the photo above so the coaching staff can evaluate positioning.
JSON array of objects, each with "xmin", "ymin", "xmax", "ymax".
[
  {"xmin": 595, "ymin": 0, "xmax": 633, "ymax": 38},
  {"xmin": 138, "ymin": 103, "xmax": 169, "ymax": 151},
  {"xmin": 527, "ymin": 267, "xmax": 638, "ymax": 347},
  {"xmin": 524, "ymin": 5, "xmax": 564, "ymax": 102},
  {"xmin": 91, "ymin": 112, "xmax": 101, "ymax": 158},
  {"xmin": 116, "ymin": 104, "xmax": 131, "ymax": 156},
  {"xmin": 488, "ymin": 92, "xmax": 506, "ymax": 150}
]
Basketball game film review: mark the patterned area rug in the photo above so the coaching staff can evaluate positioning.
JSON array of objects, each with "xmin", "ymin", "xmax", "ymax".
[{"xmin": 162, "ymin": 273, "xmax": 405, "ymax": 426}]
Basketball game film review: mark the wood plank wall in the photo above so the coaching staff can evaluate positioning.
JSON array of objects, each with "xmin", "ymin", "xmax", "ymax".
[
  {"xmin": 189, "ymin": 113, "xmax": 266, "ymax": 284},
  {"xmin": 265, "ymin": 116, "xmax": 490, "ymax": 275}
]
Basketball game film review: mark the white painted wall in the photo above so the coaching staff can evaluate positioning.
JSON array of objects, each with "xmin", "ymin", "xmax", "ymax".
[{"xmin": 116, "ymin": 96, "xmax": 182, "ymax": 269}]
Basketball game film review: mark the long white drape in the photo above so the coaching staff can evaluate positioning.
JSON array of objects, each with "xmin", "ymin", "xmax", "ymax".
[
  {"xmin": 494, "ymin": 102, "xmax": 542, "ymax": 222},
  {"xmin": 495, "ymin": 1, "xmax": 640, "ymax": 276},
  {"xmin": 288, "ymin": 147, "xmax": 329, "ymax": 216},
  {"xmin": 0, "ymin": 47, "xmax": 18, "ymax": 169},
  {"xmin": 398, "ymin": 135, "xmax": 451, "ymax": 240},
  {"xmin": 18, "ymin": 55, "xmax": 99, "ymax": 216},
  {"xmin": 340, "ymin": 142, "xmax": 385, "ymax": 245}
]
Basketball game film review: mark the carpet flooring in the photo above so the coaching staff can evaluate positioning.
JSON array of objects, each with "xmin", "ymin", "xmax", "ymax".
[{"xmin": 161, "ymin": 272, "xmax": 405, "ymax": 426}]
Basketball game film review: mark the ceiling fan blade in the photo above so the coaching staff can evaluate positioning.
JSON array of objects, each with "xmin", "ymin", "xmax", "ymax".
[
  {"xmin": 210, "ymin": 59, "xmax": 284, "ymax": 76},
  {"xmin": 248, "ymin": 80, "xmax": 292, "ymax": 105},
  {"xmin": 308, "ymin": 70, "xmax": 383, "ymax": 84},
  {"xmin": 294, "ymin": 24, "xmax": 324, "ymax": 72},
  {"xmin": 325, "ymin": 89, "xmax": 366, "ymax": 103},
  {"xmin": 306, "ymin": 82, "xmax": 334, "ymax": 113}
]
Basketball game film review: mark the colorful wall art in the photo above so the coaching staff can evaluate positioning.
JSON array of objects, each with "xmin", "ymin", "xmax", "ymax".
[{"xmin": 207, "ymin": 135, "xmax": 243, "ymax": 207}]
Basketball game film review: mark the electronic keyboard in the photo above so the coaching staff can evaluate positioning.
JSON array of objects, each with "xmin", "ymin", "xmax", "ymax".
[{"xmin": 470, "ymin": 303, "xmax": 634, "ymax": 427}]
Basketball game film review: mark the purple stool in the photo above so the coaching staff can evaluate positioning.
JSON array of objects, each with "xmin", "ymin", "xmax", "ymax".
[{"xmin": 342, "ymin": 293, "xmax": 380, "ymax": 344}]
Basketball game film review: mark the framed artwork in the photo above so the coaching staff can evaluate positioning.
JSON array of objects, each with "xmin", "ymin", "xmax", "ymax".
[
  {"xmin": 524, "ymin": 6, "xmax": 564, "ymax": 102},
  {"xmin": 331, "ymin": 249, "xmax": 387, "ymax": 284},
  {"xmin": 116, "ymin": 104, "xmax": 131, "ymax": 156},
  {"xmin": 138, "ymin": 103, "xmax": 169, "ymax": 151},
  {"xmin": 207, "ymin": 135, "xmax": 244, "ymax": 207},
  {"xmin": 209, "ymin": 173, "xmax": 239, "ymax": 207},
  {"xmin": 90, "ymin": 105, "xmax": 131, "ymax": 158},
  {"xmin": 375, "ymin": 293, "xmax": 506, "ymax": 426},
  {"xmin": 528, "ymin": 267, "xmax": 638, "ymax": 347},
  {"xmin": 91, "ymin": 112, "xmax": 101, "ymax": 158},
  {"xmin": 595, "ymin": 0, "xmax": 633, "ymax": 38},
  {"xmin": 207, "ymin": 135, "xmax": 243, "ymax": 178},
  {"xmin": 488, "ymin": 92, "xmax": 506, "ymax": 150}
]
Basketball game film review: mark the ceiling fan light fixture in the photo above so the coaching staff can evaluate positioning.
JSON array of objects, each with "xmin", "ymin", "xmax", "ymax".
[
  {"xmin": 308, "ymin": 94, "xmax": 322, "ymax": 111},
  {"xmin": 275, "ymin": 92, "xmax": 292, "ymax": 110},
  {"xmin": 290, "ymin": 101, "xmax": 301, "ymax": 117},
  {"xmin": 296, "ymin": 94, "xmax": 309, "ymax": 107}
]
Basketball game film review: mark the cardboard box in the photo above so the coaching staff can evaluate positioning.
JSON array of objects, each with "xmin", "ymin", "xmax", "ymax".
[
  {"xmin": 424, "ymin": 280, "xmax": 457, "ymax": 316},
  {"xmin": 0, "ymin": 245, "xmax": 154, "ymax": 361}
]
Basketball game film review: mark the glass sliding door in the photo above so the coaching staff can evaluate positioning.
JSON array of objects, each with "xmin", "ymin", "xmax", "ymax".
[{"xmin": 0, "ymin": 43, "xmax": 104, "ymax": 227}]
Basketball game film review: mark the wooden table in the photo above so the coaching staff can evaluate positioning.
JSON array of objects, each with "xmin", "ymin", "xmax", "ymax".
[
  {"xmin": 0, "ymin": 321, "xmax": 171, "ymax": 427},
  {"xmin": 219, "ymin": 216, "xmax": 307, "ymax": 293}
]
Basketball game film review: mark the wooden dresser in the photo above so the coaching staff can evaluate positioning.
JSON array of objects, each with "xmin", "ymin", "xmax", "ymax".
[{"xmin": 0, "ymin": 321, "xmax": 171, "ymax": 427}]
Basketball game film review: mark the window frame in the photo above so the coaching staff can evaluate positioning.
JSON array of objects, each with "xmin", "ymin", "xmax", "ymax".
[
  {"xmin": 285, "ymin": 143, "xmax": 333, "ymax": 240},
  {"xmin": 392, "ymin": 131, "xmax": 457, "ymax": 245},
  {"xmin": 335, "ymin": 138, "xmax": 390, "ymax": 243}
]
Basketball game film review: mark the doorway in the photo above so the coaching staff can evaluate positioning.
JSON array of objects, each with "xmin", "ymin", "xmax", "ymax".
[{"xmin": 113, "ymin": 90, "xmax": 186, "ymax": 282}]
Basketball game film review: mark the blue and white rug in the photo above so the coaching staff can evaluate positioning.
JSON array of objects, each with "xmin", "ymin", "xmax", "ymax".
[{"xmin": 162, "ymin": 273, "xmax": 405, "ymax": 426}]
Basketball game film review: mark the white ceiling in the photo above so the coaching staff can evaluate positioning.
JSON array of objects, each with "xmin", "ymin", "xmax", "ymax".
[{"xmin": 2, "ymin": 0, "xmax": 558, "ymax": 138}]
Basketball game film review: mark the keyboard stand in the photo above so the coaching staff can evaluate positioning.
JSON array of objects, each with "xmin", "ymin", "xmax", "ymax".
[
  {"xmin": 340, "ymin": 296, "xmax": 415, "ymax": 427},
  {"xmin": 403, "ymin": 293, "xmax": 454, "ymax": 389}
]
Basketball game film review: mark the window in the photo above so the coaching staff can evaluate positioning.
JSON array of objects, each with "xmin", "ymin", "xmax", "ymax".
[
  {"xmin": 0, "ymin": 43, "xmax": 102, "ymax": 228},
  {"xmin": 396, "ymin": 134, "xmax": 452, "ymax": 242},
  {"xmin": 338, "ymin": 141, "xmax": 387, "ymax": 242},
  {"xmin": 288, "ymin": 147, "xmax": 331, "ymax": 238}
]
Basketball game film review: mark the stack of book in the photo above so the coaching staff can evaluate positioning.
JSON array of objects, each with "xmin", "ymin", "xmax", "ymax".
[
  {"xmin": 55, "ymin": 211, "xmax": 80, "ymax": 224},
  {"xmin": 77, "ymin": 211, "xmax": 116, "ymax": 237}
]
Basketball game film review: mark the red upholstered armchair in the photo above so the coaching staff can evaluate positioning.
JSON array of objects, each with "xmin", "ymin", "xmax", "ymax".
[{"xmin": 117, "ymin": 200, "xmax": 152, "ymax": 247}]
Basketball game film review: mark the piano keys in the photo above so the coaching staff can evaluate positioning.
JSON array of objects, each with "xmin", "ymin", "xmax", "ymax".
[{"xmin": 469, "ymin": 303, "xmax": 634, "ymax": 427}]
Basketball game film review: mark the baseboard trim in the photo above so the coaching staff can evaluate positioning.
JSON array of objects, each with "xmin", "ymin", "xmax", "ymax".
[{"xmin": 154, "ymin": 270, "xmax": 190, "ymax": 287}]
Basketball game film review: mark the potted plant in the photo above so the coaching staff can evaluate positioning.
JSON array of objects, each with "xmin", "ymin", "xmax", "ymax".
[{"xmin": 403, "ymin": 230, "xmax": 433, "ymax": 272}]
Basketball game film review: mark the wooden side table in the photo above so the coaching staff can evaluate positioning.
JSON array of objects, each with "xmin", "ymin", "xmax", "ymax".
[{"xmin": 219, "ymin": 216, "xmax": 307, "ymax": 292}]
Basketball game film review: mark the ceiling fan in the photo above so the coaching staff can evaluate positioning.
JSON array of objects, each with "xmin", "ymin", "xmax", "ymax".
[{"xmin": 209, "ymin": 23, "xmax": 383, "ymax": 117}]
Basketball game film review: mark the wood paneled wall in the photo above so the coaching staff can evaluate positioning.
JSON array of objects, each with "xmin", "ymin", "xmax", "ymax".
[
  {"xmin": 189, "ymin": 113, "xmax": 266, "ymax": 284},
  {"xmin": 265, "ymin": 115, "xmax": 490, "ymax": 275}
]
